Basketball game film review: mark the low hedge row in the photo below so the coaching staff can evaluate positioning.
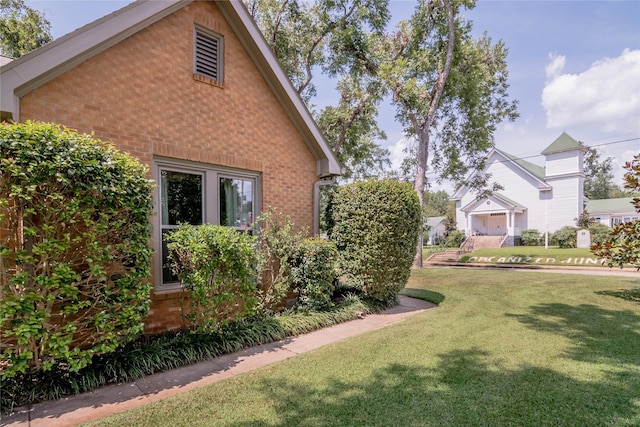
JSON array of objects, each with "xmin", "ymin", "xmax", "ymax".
[{"xmin": 1, "ymin": 294, "xmax": 375, "ymax": 414}]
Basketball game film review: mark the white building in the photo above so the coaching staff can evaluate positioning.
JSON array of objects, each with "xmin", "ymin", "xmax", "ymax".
[
  {"xmin": 452, "ymin": 132, "xmax": 586, "ymax": 246},
  {"xmin": 586, "ymin": 198, "xmax": 639, "ymax": 227},
  {"xmin": 425, "ymin": 216, "xmax": 447, "ymax": 245}
]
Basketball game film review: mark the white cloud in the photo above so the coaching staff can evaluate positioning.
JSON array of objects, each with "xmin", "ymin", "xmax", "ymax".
[
  {"xmin": 541, "ymin": 49, "xmax": 640, "ymax": 134},
  {"xmin": 387, "ymin": 137, "xmax": 412, "ymax": 171},
  {"xmin": 545, "ymin": 53, "xmax": 566, "ymax": 80}
]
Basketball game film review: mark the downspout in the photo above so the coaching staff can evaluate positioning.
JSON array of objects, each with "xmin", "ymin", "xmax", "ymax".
[{"xmin": 313, "ymin": 176, "xmax": 336, "ymax": 236}]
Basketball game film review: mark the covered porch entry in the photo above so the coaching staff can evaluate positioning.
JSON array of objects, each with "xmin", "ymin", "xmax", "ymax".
[{"xmin": 460, "ymin": 193, "xmax": 526, "ymax": 245}]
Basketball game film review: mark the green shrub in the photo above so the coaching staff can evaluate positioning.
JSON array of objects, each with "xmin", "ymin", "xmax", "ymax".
[
  {"xmin": 551, "ymin": 226, "xmax": 578, "ymax": 248},
  {"xmin": 446, "ymin": 230, "xmax": 466, "ymax": 248},
  {"xmin": 254, "ymin": 208, "xmax": 307, "ymax": 312},
  {"xmin": 0, "ymin": 121, "xmax": 153, "ymax": 379},
  {"xmin": 520, "ymin": 229, "xmax": 542, "ymax": 246},
  {"xmin": 292, "ymin": 237, "xmax": 338, "ymax": 310},
  {"xmin": 588, "ymin": 223, "xmax": 612, "ymax": 245},
  {"xmin": 165, "ymin": 224, "xmax": 259, "ymax": 333},
  {"xmin": 329, "ymin": 179, "xmax": 421, "ymax": 303}
]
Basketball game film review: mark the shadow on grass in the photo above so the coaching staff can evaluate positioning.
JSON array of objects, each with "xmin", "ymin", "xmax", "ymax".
[
  {"xmin": 227, "ymin": 302, "xmax": 640, "ymax": 426},
  {"xmin": 233, "ymin": 347, "xmax": 639, "ymax": 426},
  {"xmin": 596, "ymin": 288, "xmax": 640, "ymax": 304},
  {"xmin": 507, "ymin": 303, "xmax": 640, "ymax": 366}
]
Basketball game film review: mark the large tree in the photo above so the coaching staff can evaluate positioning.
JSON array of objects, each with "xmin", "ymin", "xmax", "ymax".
[
  {"xmin": 244, "ymin": 0, "xmax": 391, "ymax": 179},
  {"xmin": 0, "ymin": 0, "xmax": 51, "ymax": 59},
  {"xmin": 583, "ymin": 147, "xmax": 619, "ymax": 200},
  {"xmin": 376, "ymin": 0, "xmax": 518, "ymax": 266}
]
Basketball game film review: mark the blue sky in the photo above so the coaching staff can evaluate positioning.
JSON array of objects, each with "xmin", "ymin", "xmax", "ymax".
[{"xmin": 26, "ymin": 0, "xmax": 640, "ymax": 188}]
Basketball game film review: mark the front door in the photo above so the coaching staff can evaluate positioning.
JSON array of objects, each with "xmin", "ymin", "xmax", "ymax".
[{"xmin": 487, "ymin": 212, "xmax": 506, "ymax": 235}]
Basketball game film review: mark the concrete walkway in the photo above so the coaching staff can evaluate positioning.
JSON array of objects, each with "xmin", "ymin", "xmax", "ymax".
[{"xmin": 1, "ymin": 296, "xmax": 436, "ymax": 427}]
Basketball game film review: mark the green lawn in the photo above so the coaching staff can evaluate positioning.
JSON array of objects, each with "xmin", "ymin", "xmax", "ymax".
[{"xmin": 85, "ymin": 269, "xmax": 640, "ymax": 426}]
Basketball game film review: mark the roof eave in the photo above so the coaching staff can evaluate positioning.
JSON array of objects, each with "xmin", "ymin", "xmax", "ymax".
[
  {"xmin": 218, "ymin": 1, "xmax": 341, "ymax": 177},
  {"xmin": 1, "ymin": 0, "xmax": 342, "ymax": 177}
]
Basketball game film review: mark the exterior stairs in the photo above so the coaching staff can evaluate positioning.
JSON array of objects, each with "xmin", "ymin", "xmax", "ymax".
[
  {"xmin": 425, "ymin": 250, "xmax": 460, "ymax": 264},
  {"xmin": 425, "ymin": 235, "xmax": 505, "ymax": 265},
  {"xmin": 466, "ymin": 235, "xmax": 504, "ymax": 249}
]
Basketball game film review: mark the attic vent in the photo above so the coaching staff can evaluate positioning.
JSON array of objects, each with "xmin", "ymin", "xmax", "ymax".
[{"xmin": 194, "ymin": 27, "xmax": 223, "ymax": 82}]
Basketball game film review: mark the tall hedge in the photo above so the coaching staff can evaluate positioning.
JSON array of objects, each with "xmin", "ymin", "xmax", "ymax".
[
  {"xmin": 329, "ymin": 179, "xmax": 421, "ymax": 303},
  {"xmin": 0, "ymin": 121, "xmax": 153, "ymax": 378}
]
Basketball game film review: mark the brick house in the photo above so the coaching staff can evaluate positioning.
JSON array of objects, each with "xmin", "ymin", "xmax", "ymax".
[{"xmin": 0, "ymin": 0, "xmax": 341, "ymax": 333}]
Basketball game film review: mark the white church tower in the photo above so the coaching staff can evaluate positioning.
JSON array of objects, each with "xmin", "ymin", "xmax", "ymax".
[{"xmin": 542, "ymin": 132, "xmax": 586, "ymax": 233}]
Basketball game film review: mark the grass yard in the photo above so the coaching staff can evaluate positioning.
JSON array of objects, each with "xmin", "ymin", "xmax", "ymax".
[{"xmin": 85, "ymin": 269, "xmax": 640, "ymax": 427}]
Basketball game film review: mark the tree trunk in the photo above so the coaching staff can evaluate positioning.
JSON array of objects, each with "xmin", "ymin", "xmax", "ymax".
[{"xmin": 413, "ymin": 131, "xmax": 429, "ymax": 268}]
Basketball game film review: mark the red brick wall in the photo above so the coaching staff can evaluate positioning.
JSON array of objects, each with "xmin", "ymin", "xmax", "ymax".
[{"xmin": 19, "ymin": 2, "xmax": 318, "ymax": 333}]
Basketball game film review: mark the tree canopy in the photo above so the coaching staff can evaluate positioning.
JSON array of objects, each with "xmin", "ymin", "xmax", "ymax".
[
  {"xmin": 244, "ymin": 0, "xmax": 392, "ymax": 179},
  {"xmin": 591, "ymin": 155, "xmax": 640, "ymax": 270},
  {"xmin": 583, "ymin": 147, "xmax": 620, "ymax": 200},
  {"xmin": 0, "ymin": 0, "xmax": 51, "ymax": 59}
]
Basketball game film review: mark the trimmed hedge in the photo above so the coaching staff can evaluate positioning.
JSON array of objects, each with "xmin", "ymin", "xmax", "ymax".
[
  {"xmin": 0, "ymin": 121, "xmax": 153, "ymax": 379},
  {"xmin": 329, "ymin": 179, "xmax": 421, "ymax": 303}
]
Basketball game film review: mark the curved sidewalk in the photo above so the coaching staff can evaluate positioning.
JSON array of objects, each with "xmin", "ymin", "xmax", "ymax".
[{"xmin": 2, "ymin": 296, "xmax": 436, "ymax": 427}]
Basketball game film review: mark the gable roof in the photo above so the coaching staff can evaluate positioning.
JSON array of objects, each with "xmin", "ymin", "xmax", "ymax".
[
  {"xmin": 460, "ymin": 192, "xmax": 526, "ymax": 214},
  {"xmin": 585, "ymin": 198, "xmax": 637, "ymax": 215},
  {"xmin": 426, "ymin": 216, "xmax": 446, "ymax": 228},
  {"xmin": 495, "ymin": 148, "xmax": 545, "ymax": 181},
  {"xmin": 541, "ymin": 132, "xmax": 586, "ymax": 155},
  {"xmin": 0, "ymin": 0, "xmax": 341, "ymax": 177},
  {"xmin": 451, "ymin": 148, "xmax": 550, "ymax": 200}
]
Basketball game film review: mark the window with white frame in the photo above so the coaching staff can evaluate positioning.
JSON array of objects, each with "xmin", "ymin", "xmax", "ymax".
[{"xmin": 155, "ymin": 159, "xmax": 259, "ymax": 288}]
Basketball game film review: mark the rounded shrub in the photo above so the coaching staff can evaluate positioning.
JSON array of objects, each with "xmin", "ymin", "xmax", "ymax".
[
  {"xmin": 329, "ymin": 179, "xmax": 421, "ymax": 303},
  {"xmin": 520, "ymin": 229, "xmax": 542, "ymax": 246},
  {"xmin": 165, "ymin": 224, "xmax": 259, "ymax": 333},
  {"xmin": 588, "ymin": 223, "xmax": 612, "ymax": 245},
  {"xmin": 0, "ymin": 121, "xmax": 153, "ymax": 378},
  {"xmin": 551, "ymin": 226, "xmax": 578, "ymax": 248}
]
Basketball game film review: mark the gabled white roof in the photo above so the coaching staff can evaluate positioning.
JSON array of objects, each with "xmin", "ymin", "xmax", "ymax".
[
  {"xmin": 0, "ymin": 0, "xmax": 341, "ymax": 177},
  {"xmin": 451, "ymin": 148, "xmax": 551, "ymax": 200},
  {"xmin": 460, "ymin": 192, "xmax": 526, "ymax": 214}
]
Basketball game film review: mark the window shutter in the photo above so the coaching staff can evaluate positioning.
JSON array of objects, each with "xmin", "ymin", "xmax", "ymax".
[{"xmin": 195, "ymin": 29, "xmax": 221, "ymax": 81}]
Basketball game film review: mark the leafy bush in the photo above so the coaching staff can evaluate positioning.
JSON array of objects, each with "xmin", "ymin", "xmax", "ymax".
[
  {"xmin": 254, "ymin": 208, "xmax": 307, "ymax": 312},
  {"xmin": 445, "ymin": 230, "xmax": 466, "ymax": 248},
  {"xmin": 165, "ymin": 224, "xmax": 259, "ymax": 333},
  {"xmin": 292, "ymin": 237, "xmax": 338, "ymax": 310},
  {"xmin": 588, "ymin": 223, "xmax": 612, "ymax": 245},
  {"xmin": 0, "ymin": 121, "xmax": 153, "ymax": 379},
  {"xmin": 329, "ymin": 179, "xmax": 421, "ymax": 303},
  {"xmin": 1, "ymin": 294, "xmax": 374, "ymax": 413},
  {"xmin": 520, "ymin": 229, "xmax": 542, "ymax": 246},
  {"xmin": 551, "ymin": 226, "xmax": 578, "ymax": 248}
]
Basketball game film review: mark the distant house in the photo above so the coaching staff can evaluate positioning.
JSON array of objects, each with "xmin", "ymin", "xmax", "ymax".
[
  {"xmin": 425, "ymin": 216, "xmax": 446, "ymax": 245},
  {"xmin": 0, "ymin": 0, "xmax": 341, "ymax": 333},
  {"xmin": 587, "ymin": 198, "xmax": 638, "ymax": 227},
  {"xmin": 452, "ymin": 132, "xmax": 587, "ymax": 246}
]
